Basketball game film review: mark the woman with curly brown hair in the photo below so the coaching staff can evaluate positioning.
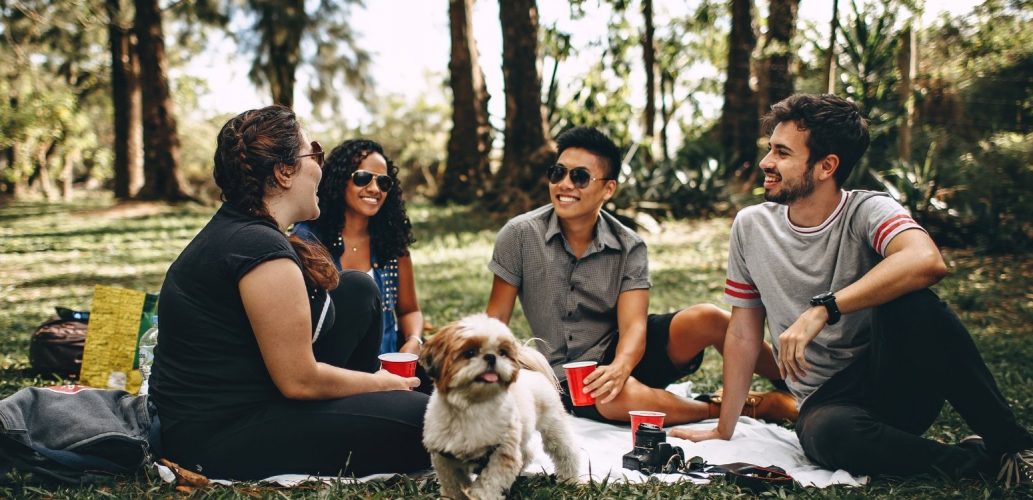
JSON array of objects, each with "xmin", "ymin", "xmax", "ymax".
[
  {"xmin": 149, "ymin": 106, "xmax": 430, "ymax": 480},
  {"xmin": 293, "ymin": 139, "xmax": 424, "ymax": 356}
]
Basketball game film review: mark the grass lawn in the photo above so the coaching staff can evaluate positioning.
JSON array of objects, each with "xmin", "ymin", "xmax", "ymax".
[{"xmin": 1, "ymin": 195, "xmax": 1031, "ymax": 498}]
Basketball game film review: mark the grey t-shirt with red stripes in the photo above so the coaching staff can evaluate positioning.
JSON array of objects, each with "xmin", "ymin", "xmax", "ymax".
[{"xmin": 723, "ymin": 190, "xmax": 925, "ymax": 403}]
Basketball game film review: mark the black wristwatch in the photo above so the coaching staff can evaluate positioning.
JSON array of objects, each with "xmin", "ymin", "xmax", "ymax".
[{"xmin": 810, "ymin": 291, "xmax": 841, "ymax": 325}]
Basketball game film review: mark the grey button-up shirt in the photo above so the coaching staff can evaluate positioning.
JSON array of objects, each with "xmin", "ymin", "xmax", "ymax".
[{"xmin": 489, "ymin": 204, "xmax": 651, "ymax": 381}]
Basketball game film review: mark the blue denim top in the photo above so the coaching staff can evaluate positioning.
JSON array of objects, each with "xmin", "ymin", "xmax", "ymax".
[{"xmin": 292, "ymin": 222, "xmax": 400, "ymax": 354}]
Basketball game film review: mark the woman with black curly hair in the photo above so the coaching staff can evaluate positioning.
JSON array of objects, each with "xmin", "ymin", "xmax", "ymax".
[
  {"xmin": 151, "ymin": 108, "xmax": 429, "ymax": 480},
  {"xmin": 293, "ymin": 139, "xmax": 424, "ymax": 356}
]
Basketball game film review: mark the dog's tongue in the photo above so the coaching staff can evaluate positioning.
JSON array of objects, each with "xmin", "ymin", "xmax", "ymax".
[{"xmin": 479, "ymin": 372, "xmax": 499, "ymax": 383}]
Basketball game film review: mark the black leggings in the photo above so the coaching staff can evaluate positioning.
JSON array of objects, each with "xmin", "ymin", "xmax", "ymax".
[
  {"xmin": 161, "ymin": 271, "xmax": 431, "ymax": 480},
  {"xmin": 796, "ymin": 289, "xmax": 1033, "ymax": 479}
]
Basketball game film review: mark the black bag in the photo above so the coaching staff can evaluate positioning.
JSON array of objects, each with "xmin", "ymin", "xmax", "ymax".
[{"xmin": 28, "ymin": 308, "xmax": 90, "ymax": 378}]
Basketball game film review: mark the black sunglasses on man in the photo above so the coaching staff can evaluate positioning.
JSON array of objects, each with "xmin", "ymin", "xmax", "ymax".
[{"xmin": 545, "ymin": 164, "xmax": 615, "ymax": 189}]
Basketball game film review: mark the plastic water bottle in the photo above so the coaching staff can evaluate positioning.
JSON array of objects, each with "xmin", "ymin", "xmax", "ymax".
[{"xmin": 137, "ymin": 316, "xmax": 159, "ymax": 395}]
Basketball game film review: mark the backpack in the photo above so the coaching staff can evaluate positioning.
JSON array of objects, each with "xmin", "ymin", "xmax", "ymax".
[{"xmin": 28, "ymin": 308, "xmax": 90, "ymax": 378}]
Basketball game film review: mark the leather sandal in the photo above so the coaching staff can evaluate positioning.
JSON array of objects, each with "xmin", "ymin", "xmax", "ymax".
[{"xmin": 703, "ymin": 389, "xmax": 799, "ymax": 422}]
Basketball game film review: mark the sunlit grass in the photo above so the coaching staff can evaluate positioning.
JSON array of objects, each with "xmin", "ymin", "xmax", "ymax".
[{"xmin": 0, "ymin": 194, "xmax": 1030, "ymax": 498}]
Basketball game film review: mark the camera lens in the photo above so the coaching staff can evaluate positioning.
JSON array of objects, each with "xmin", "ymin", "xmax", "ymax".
[{"xmin": 635, "ymin": 423, "xmax": 666, "ymax": 448}]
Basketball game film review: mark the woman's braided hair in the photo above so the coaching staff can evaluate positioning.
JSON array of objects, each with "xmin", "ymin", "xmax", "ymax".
[
  {"xmin": 213, "ymin": 105, "xmax": 339, "ymax": 291},
  {"xmin": 312, "ymin": 139, "xmax": 414, "ymax": 261}
]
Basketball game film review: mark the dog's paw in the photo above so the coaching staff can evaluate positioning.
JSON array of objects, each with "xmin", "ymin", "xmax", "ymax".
[{"xmin": 466, "ymin": 485, "xmax": 505, "ymax": 500}]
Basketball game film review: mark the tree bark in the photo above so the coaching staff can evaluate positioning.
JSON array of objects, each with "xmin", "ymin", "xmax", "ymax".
[
  {"xmin": 492, "ymin": 0, "xmax": 554, "ymax": 214},
  {"xmin": 897, "ymin": 24, "xmax": 915, "ymax": 162},
  {"xmin": 61, "ymin": 149, "xmax": 78, "ymax": 201},
  {"xmin": 134, "ymin": 0, "xmax": 191, "ymax": 201},
  {"xmin": 0, "ymin": 146, "xmax": 12, "ymax": 196},
  {"xmin": 108, "ymin": 0, "xmax": 143, "ymax": 199},
  {"xmin": 823, "ymin": 0, "xmax": 839, "ymax": 93},
  {"xmin": 640, "ymin": 0, "xmax": 657, "ymax": 168},
  {"xmin": 257, "ymin": 0, "xmax": 304, "ymax": 107},
  {"xmin": 2, "ymin": 97, "xmax": 18, "ymax": 196},
  {"xmin": 659, "ymin": 71, "xmax": 672, "ymax": 163},
  {"xmin": 439, "ymin": 0, "xmax": 493, "ymax": 204},
  {"xmin": 720, "ymin": 0, "xmax": 759, "ymax": 178},
  {"xmin": 765, "ymin": 0, "xmax": 798, "ymax": 107},
  {"xmin": 32, "ymin": 142, "xmax": 58, "ymax": 201}
]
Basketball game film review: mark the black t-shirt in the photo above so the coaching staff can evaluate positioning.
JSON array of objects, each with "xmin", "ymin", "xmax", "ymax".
[{"xmin": 150, "ymin": 204, "xmax": 333, "ymax": 422}]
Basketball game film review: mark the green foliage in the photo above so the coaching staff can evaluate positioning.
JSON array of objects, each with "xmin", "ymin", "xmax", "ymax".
[
  {"xmin": 545, "ymin": 6, "xmax": 636, "ymax": 148},
  {"xmin": 951, "ymin": 133, "xmax": 1033, "ymax": 252},
  {"xmin": 225, "ymin": 0, "xmax": 371, "ymax": 112},
  {"xmin": 864, "ymin": 2, "xmax": 1033, "ymax": 252},
  {"xmin": 0, "ymin": 198, "xmax": 1031, "ymax": 498},
  {"xmin": 0, "ymin": 0, "xmax": 112, "ymax": 196},
  {"xmin": 835, "ymin": 0, "xmax": 906, "ymax": 185},
  {"xmin": 612, "ymin": 131, "xmax": 730, "ymax": 220}
]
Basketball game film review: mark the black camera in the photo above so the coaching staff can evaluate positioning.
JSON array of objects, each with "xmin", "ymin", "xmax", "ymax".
[{"xmin": 621, "ymin": 423, "xmax": 686, "ymax": 475}]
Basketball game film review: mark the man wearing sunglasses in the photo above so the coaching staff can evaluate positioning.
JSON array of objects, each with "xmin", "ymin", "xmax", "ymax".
[{"xmin": 486, "ymin": 126, "xmax": 795, "ymax": 425}]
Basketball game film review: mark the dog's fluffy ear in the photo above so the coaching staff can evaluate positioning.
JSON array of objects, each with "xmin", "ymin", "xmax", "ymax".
[{"xmin": 420, "ymin": 321, "xmax": 462, "ymax": 381}]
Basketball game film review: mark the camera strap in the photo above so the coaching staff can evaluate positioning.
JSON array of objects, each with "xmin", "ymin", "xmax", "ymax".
[{"xmin": 656, "ymin": 454, "xmax": 726, "ymax": 478}]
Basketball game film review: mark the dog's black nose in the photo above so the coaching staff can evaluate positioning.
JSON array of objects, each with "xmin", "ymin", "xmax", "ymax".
[{"xmin": 484, "ymin": 354, "xmax": 496, "ymax": 367}]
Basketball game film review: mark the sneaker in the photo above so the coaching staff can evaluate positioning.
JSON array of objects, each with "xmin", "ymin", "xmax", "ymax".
[
  {"xmin": 958, "ymin": 435, "xmax": 986, "ymax": 453},
  {"xmin": 997, "ymin": 448, "xmax": 1033, "ymax": 488}
]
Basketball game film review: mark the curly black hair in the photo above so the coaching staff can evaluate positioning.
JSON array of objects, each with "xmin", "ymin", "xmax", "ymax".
[{"xmin": 312, "ymin": 139, "xmax": 414, "ymax": 261}]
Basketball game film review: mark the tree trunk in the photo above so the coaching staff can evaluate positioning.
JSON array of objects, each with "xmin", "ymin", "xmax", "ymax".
[
  {"xmin": 134, "ymin": 0, "xmax": 191, "ymax": 201},
  {"xmin": 109, "ymin": 0, "xmax": 143, "ymax": 199},
  {"xmin": 61, "ymin": 149, "xmax": 78, "ymax": 201},
  {"xmin": 257, "ymin": 0, "xmax": 304, "ymax": 107},
  {"xmin": 659, "ymin": 71, "xmax": 672, "ymax": 163},
  {"xmin": 640, "ymin": 0, "xmax": 657, "ymax": 168},
  {"xmin": 0, "ymin": 146, "xmax": 12, "ymax": 196},
  {"xmin": 720, "ymin": 0, "xmax": 758, "ymax": 178},
  {"xmin": 439, "ymin": 0, "xmax": 493, "ymax": 204},
  {"xmin": 823, "ymin": 0, "xmax": 839, "ymax": 93},
  {"xmin": 897, "ymin": 24, "xmax": 915, "ymax": 162},
  {"xmin": 2, "ymin": 97, "xmax": 18, "ymax": 196},
  {"xmin": 766, "ymin": 0, "xmax": 798, "ymax": 107},
  {"xmin": 32, "ymin": 142, "xmax": 58, "ymax": 201},
  {"xmin": 492, "ymin": 0, "xmax": 554, "ymax": 214}
]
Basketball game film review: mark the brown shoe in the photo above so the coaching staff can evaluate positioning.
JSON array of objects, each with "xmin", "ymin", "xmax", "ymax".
[{"xmin": 705, "ymin": 389, "xmax": 799, "ymax": 422}]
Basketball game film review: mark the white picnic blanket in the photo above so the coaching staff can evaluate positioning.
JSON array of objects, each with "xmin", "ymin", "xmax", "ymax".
[
  {"xmin": 158, "ymin": 383, "xmax": 867, "ymax": 488},
  {"xmin": 521, "ymin": 411, "xmax": 867, "ymax": 488}
]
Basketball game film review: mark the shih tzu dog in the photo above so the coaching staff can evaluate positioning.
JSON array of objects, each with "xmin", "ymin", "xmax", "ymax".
[{"xmin": 420, "ymin": 314, "xmax": 579, "ymax": 500}]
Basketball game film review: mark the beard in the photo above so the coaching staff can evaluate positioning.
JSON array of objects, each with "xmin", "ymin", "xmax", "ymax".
[{"xmin": 763, "ymin": 164, "xmax": 816, "ymax": 204}]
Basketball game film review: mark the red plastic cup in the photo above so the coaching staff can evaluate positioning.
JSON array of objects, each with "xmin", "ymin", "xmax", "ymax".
[
  {"xmin": 629, "ymin": 410, "xmax": 666, "ymax": 445},
  {"xmin": 563, "ymin": 361, "xmax": 598, "ymax": 407},
  {"xmin": 379, "ymin": 353, "xmax": 418, "ymax": 378}
]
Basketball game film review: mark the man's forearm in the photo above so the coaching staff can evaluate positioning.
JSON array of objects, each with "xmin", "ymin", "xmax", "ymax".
[
  {"xmin": 715, "ymin": 307, "xmax": 766, "ymax": 439},
  {"xmin": 836, "ymin": 233, "xmax": 946, "ymax": 315},
  {"xmin": 611, "ymin": 328, "xmax": 646, "ymax": 368},
  {"xmin": 716, "ymin": 330, "xmax": 762, "ymax": 438}
]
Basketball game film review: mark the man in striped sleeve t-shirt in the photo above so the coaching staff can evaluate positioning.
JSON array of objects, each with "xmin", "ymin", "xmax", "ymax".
[{"xmin": 672, "ymin": 94, "xmax": 1032, "ymax": 487}]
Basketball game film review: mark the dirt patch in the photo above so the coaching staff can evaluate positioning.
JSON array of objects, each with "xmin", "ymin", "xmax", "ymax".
[{"xmin": 73, "ymin": 201, "xmax": 172, "ymax": 219}]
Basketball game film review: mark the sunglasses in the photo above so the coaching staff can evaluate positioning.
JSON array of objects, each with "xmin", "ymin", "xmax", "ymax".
[
  {"xmin": 545, "ymin": 164, "xmax": 615, "ymax": 189},
  {"xmin": 296, "ymin": 141, "xmax": 325, "ymax": 167},
  {"xmin": 351, "ymin": 170, "xmax": 396, "ymax": 192}
]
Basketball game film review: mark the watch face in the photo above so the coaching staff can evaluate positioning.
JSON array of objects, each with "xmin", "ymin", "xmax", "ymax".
[{"xmin": 812, "ymin": 292, "xmax": 833, "ymax": 303}]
